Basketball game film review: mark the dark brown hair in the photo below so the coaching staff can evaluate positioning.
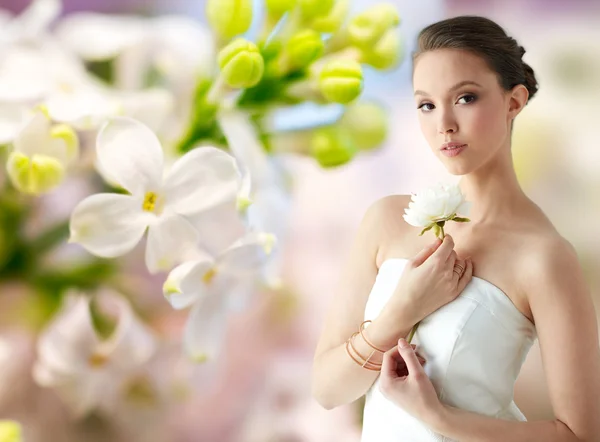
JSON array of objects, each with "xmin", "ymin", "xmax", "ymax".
[{"xmin": 412, "ymin": 15, "xmax": 539, "ymax": 104}]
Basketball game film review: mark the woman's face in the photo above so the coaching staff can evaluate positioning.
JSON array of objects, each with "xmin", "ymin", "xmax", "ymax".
[{"xmin": 412, "ymin": 48, "xmax": 513, "ymax": 175}]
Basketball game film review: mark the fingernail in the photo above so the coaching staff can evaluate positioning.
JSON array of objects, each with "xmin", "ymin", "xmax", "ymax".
[{"xmin": 398, "ymin": 338, "xmax": 410, "ymax": 348}]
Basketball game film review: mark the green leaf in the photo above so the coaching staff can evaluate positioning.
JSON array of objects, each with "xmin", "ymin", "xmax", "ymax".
[
  {"xmin": 418, "ymin": 224, "xmax": 434, "ymax": 236},
  {"xmin": 436, "ymin": 220, "xmax": 446, "ymax": 227},
  {"xmin": 433, "ymin": 224, "xmax": 441, "ymax": 238},
  {"xmin": 452, "ymin": 217, "xmax": 471, "ymax": 223}
]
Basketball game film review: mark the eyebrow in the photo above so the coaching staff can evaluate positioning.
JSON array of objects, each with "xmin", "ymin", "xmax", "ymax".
[{"xmin": 414, "ymin": 80, "xmax": 483, "ymax": 97}]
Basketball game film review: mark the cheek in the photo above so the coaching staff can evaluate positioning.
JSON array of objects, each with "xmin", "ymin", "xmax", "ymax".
[
  {"xmin": 467, "ymin": 101, "xmax": 506, "ymax": 140},
  {"xmin": 417, "ymin": 114, "xmax": 437, "ymax": 144}
]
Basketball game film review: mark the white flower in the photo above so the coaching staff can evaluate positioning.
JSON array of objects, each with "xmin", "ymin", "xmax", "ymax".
[
  {"xmin": 403, "ymin": 182, "xmax": 471, "ymax": 238},
  {"xmin": 32, "ymin": 290, "xmax": 157, "ymax": 418},
  {"xmin": 54, "ymin": 12, "xmax": 215, "ymax": 90},
  {"xmin": 5, "ymin": 108, "xmax": 79, "ymax": 195},
  {"xmin": 0, "ymin": 0, "xmax": 61, "ymax": 46},
  {"xmin": 0, "ymin": 103, "xmax": 30, "ymax": 145},
  {"xmin": 217, "ymin": 109, "xmax": 291, "ymax": 288},
  {"xmin": 69, "ymin": 117, "xmax": 241, "ymax": 273},
  {"xmin": 162, "ymin": 232, "xmax": 275, "ymax": 362}
]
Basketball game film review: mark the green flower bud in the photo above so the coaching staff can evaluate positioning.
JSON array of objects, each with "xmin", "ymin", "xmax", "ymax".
[
  {"xmin": 340, "ymin": 102, "xmax": 388, "ymax": 150},
  {"xmin": 50, "ymin": 123, "xmax": 79, "ymax": 163},
  {"xmin": 236, "ymin": 195, "xmax": 253, "ymax": 213},
  {"xmin": 206, "ymin": 0, "xmax": 253, "ymax": 40},
  {"xmin": 361, "ymin": 28, "xmax": 404, "ymax": 70},
  {"xmin": 6, "ymin": 152, "xmax": 65, "ymax": 195},
  {"xmin": 348, "ymin": 3, "xmax": 400, "ymax": 49},
  {"xmin": 310, "ymin": 127, "xmax": 358, "ymax": 168},
  {"xmin": 265, "ymin": 0, "xmax": 297, "ymax": 18},
  {"xmin": 0, "ymin": 421, "xmax": 22, "ymax": 442},
  {"xmin": 299, "ymin": 0, "xmax": 335, "ymax": 20},
  {"xmin": 286, "ymin": 30, "xmax": 324, "ymax": 69},
  {"xmin": 218, "ymin": 38, "xmax": 265, "ymax": 88},
  {"xmin": 319, "ymin": 59, "xmax": 363, "ymax": 104},
  {"xmin": 310, "ymin": 0, "xmax": 350, "ymax": 33}
]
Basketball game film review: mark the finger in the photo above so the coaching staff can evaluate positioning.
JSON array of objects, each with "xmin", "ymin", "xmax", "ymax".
[
  {"xmin": 452, "ymin": 258, "xmax": 466, "ymax": 283},
  {"xmin": 457, "ymin": 258, "xmax": 474, "ymax": 291},
  {"xmin": 431, "ymin": 234, "xmax": 455, "ymax": 262},
  {"xmin": 411, "ymin": 237, "xmax": 443, "ymax": 267},
  {"xmin": 380, "ymin": 348, "xmax": 400, "ymax": 380},
  {"xmin": 397, "ymin": 338, "xmax": 426, "ymax": 376},
  {"xmin": 446, "ymin": 249, "xmax": 458, "ymax": 265}
]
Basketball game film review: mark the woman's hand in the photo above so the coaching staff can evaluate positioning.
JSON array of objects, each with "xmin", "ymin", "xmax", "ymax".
[
  {"xmin": 385, "ymin": 234, "xmax": 473, "ymax": 326},
  {"xmin": 379, "ymin": 338, "xmax": 444, "ymax": 424}
]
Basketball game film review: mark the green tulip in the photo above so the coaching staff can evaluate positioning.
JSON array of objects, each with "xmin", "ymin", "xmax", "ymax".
[
  {"xmin": 218, "ymin": 38, "xmax": 265, "ymax": 88},
  {"xmin": 340, "ymin": 101, "xmax": 388, "ymax": 150},
  {"xmin": 319, "ymin": 59, "xmax": 363, "ymax": 104},
  {"xmin": 206, "ymin": 0, "xmax": 253, "ymax": 40},
  {"xmin": 286, "ymin": 30, "xmax": 324, "ymax": 69},
  {"xmin": 348, "ymin": 3, "xmax": 400, "ymax": 49},
  {"xmin": 310, "ymin": 127, "xmax": 358, "ymax": 167},
  {"xmin": 6, "ymin": 152, "xmax": 65, "ymax": 195}
]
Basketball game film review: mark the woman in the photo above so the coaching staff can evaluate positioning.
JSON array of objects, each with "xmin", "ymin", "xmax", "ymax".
[{"xmin": 311, "ymin": 15, "xmax": 600, "ymax": 441}]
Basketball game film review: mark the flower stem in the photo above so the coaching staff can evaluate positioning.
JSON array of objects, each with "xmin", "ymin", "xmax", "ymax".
[
  {"xmin": 440, "ymin": 225, "xmax": 445, "ymax": 238},
  {"xmin": 407, "ymin": 321, "xmax": 420, "ymax": 344}
]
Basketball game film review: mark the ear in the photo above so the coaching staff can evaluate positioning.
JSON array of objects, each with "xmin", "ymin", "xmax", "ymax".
[{"xmin": 507, "ymin": 84, "xmax": 528, "ymax": 120}]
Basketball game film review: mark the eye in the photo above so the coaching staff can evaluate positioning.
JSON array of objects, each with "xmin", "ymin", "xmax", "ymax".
[
  {"xmin": 457, "ymin": 94, "xmax": 477, "ymax": 104},
  {"xmin": 417, "ymin": 102, "xmax": 435, "ymax": 112}
]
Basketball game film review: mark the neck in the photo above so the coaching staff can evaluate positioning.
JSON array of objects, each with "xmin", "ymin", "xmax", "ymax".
[{"xmin": 457, "ymin": 147, "xmax": 529, "ymax": 225}]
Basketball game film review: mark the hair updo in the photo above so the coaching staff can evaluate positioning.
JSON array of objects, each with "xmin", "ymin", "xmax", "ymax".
[{"xmin": 412, "ymin": 16, "xmax": 539, "ymax": 103}]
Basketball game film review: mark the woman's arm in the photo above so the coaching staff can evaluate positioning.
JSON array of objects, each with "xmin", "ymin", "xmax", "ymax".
[
  {"xmin": 425, "ymin": 238, "xmax": 600, "ymax": 442},
  {"xmin": 311, "ymin": 196, "xmax": 416, "ymax": 410}
]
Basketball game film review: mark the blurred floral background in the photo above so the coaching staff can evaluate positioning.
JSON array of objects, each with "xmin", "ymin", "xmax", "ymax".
[{"xmin": 0, "ymin": 0, "xmax": 599, "ymax": 441}]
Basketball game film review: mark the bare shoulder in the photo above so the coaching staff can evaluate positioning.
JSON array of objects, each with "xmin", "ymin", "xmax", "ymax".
[
  {"xmin": 364, "ymin": 194, "xmax": 413, "ymax": 265},
  {"xmin": 520, "ymin": 227, "xmax": 584, "ymax": 301},
  {"xmin": 518, "ymin": 226, "xmax": 600, "ymax": 439}
]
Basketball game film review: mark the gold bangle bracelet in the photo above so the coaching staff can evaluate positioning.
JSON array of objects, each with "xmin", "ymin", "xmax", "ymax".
[
  {"xmin": 359, "ymin": 320, "xmax": 386, "ymax": 353},
  {"xmin": 349, "ymin": 332, "xmax": 382, "ymax": 367},
  {"xmin": 345, "ymin": 338, "xmax": 381, "ymax": 371}
]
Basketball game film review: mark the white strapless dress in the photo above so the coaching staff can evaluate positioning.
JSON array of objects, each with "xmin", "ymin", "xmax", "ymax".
[{"xmin": 361, "ymin": 258, "xmax": 537, "ymax": 442}]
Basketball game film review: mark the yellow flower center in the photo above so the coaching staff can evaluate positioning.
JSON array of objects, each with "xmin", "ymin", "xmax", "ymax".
[
  {"xmin": 142, "ymin": 191, "xmax": 163, "ymax": 213},
  {"xmin": 203, "ymin": 268, "xmax": 217, "ymax": 284},
  {"xmin": 88, "ymin": 352, "xmax": 108, "ymax": 368},
  {"xmin": 192, "ymin": 353, "xmax": 209, "ymax": 364}
]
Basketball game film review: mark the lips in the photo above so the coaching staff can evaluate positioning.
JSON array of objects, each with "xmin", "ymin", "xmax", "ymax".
[{"xmin": 441, "ymin": 142, "xmax": 467, "ymax": 150}]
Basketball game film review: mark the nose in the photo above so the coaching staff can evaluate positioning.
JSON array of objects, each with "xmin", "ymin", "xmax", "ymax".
[{"xmin": 438, "ymin": 108, "xmax": 458, "ymax": 137}]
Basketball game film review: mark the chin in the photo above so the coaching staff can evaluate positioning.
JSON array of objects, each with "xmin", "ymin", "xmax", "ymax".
[{"xmin": 442, "ymin": 160, "xmax": 474, "ymax": 176}]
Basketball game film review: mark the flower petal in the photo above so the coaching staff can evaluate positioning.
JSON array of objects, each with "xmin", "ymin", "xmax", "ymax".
[
  {"xmin": 217, "ymin": 231, "xmax": 270, "ymax": 277},
  {"xmin": 54, "ymin": 12, "xmax": 147, "ymax": 61},
  {"xmin": 163, "ymin": 146, "xmax": 240, "ymax": 216},
  {"xmin": 69, "ymin": 193, "xmax": 152, "ymax": 258},
  {"xmin": 186, "ymin": 199, "xmax": 248, "ymax": 257},
  {"xmin": 95, "ymin": 290, "xmax": 156, "ymax": 370},
  {"xmin": 217, "ymin": 109, "xmax": 275, "ymax": 187},
  {"xmin": 0, "ymin": 103, "xmax": 29, "ymax": 145},
  {"xmin": 96, "ymin": 117, "xmax": 164, "ymax": 196},
  {"xmin": 35, "ymin": 294, "xmax": 98, "ymax": 377},
  {"xmin": 183, "ymin": 291, "xmax": 230, "ymax": 363},
  {"xmin": 163, "ymin": 259, "xmax": 211, "ymax": 310},
  {"xmin": 13, "ymin": 111, "xmax": 51, "ymax": 156},
  {"xmin": 144, "ymin": 213, "xmax": 200, "ymax": 274}
]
